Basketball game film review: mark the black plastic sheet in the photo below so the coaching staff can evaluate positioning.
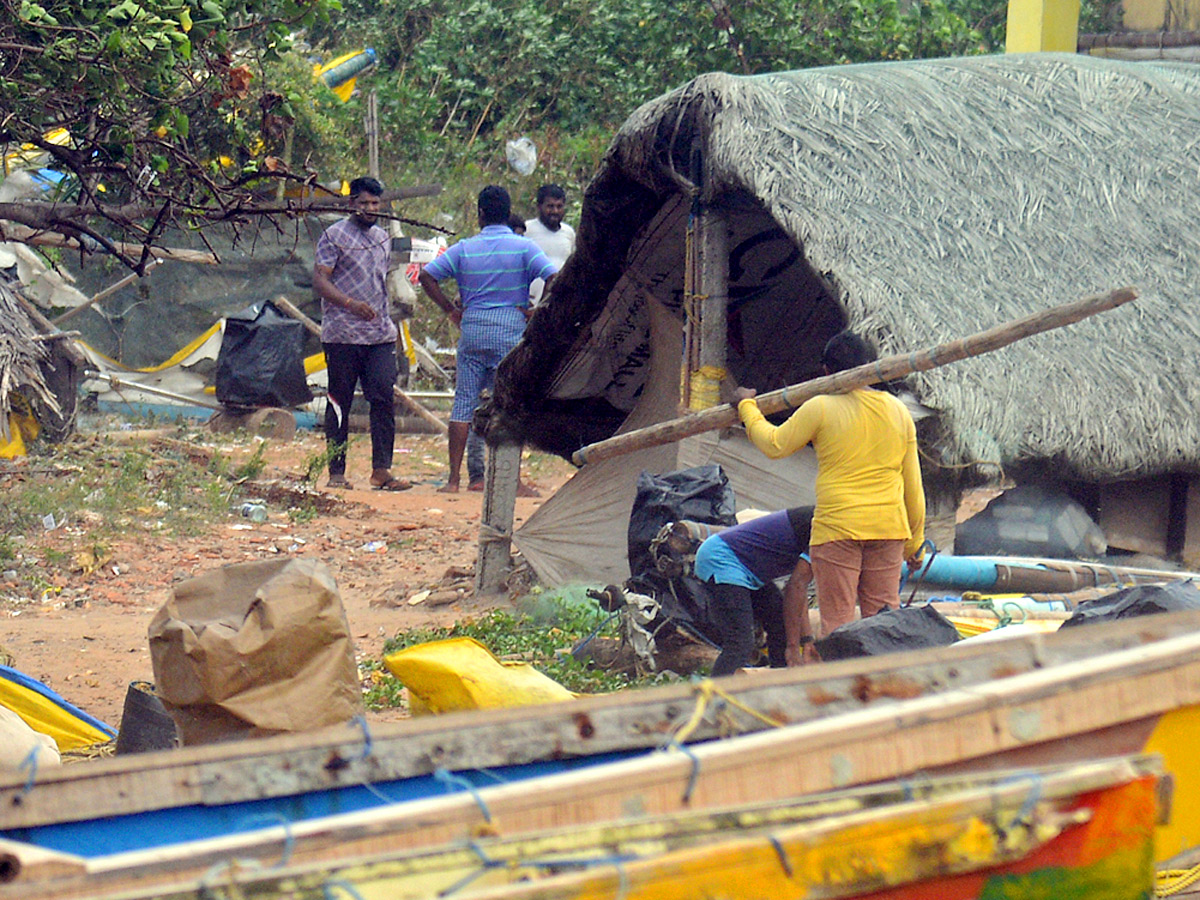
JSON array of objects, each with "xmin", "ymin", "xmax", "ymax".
[
  {"xmin": 1059, "ymin": 580, "xmax": 1200, "ymax": 628},
  {"xmin": 816, "ymin": 605, "xmax": 960, "ymax": 662},
  {"xmin": 215, "ymin": 300, "xmax": 313, "ymax": 409}
]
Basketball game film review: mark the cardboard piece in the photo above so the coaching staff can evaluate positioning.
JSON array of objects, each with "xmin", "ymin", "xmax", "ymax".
[{"xmin": 148, "ymin": 559, "xmax": 364, "ymax": 745}]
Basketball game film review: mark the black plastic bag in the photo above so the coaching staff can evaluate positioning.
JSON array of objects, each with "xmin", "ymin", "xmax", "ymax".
[
  {"xmin": 624, "ymin": 466, "xmax": 737, "ymax": 646},
  {"xmin": 816, "ymin": 605, "xmax": 960, "ymax": 662},
  {"xmin": 215, "ymin": 300, "xmax": 314, "ymax": 409},
  {"xmin": 1059, "ymin": 580, "xmax": 1200, "ymax": 629},
  {"xmin": 627, "ymin": 465, "xmax": 737, "ymax": 579}
]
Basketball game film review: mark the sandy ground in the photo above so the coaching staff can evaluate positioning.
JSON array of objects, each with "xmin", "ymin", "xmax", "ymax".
[{"xmin": 0, "ymin": 430, "xmax": 577, "ymax": 731}]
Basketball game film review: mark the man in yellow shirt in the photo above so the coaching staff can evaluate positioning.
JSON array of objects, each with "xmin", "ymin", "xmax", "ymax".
[{"xmin": 734, "ymin": 332, "xmax": 925, "ymax": 644}]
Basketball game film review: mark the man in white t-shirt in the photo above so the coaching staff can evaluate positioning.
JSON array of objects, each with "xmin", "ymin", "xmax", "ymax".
[{"xmin": 524, "ymin": 184, "xmax": 575, "ymax": 305}]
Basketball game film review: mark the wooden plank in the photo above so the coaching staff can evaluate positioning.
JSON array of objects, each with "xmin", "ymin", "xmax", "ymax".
[
  {"xmin": 0, "ymin": 840, "xmax": 86, "ymax": 885},
  {"xmin": 8, "ymin": 629, "xmax": 1200, "ymax": 899},
  {"xmin": 2, "ymin": 611, "xmax": 1199, "ymax": 833},
  {"xmin": 572, "ymin": 287, "xmax": 1138, "ymax": 466}
]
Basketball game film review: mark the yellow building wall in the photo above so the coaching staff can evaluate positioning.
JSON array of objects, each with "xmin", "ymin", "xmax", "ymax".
[{"xmin": 1123, "ymin": 0, "xmax": 1200, "ymax": 30}]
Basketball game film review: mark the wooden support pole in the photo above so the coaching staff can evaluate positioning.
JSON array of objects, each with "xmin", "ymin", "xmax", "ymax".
[
  {"xmin": 271, "ymin": 294, "xmax": 448, "ymax": 435},
  {"xmin": 11, "ymin": 292, "xmax": 87, "ymax": 367},
  {"xmin": 476, "ymin": 441, "xmax": 522, "ymax": 595},
  {"xmin": 52, "ymin": 258, "xmax": 162, "ymax": 326},
  {"xmin": 572, "ymin": 286, "xmax": 1138, "ymax": 466},
  {"xmin": 692, "ymin": 207, "xmax": 728, "ymax": 410}
]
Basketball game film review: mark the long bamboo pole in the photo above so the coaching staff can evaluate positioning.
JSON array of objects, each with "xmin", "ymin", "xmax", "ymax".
[
  {"xmin": 83, "ymin": 369, "xmax": 224, "ymax": 411},
  {"xmin": 52, "ymin": 258, "xmax": 162, "ymax": 326},
  {"xmin": 271, "ymin": 295, "xmax": 449, "ymax": 435},
  {"xmin": 571, "ymin": 287, "xmax": 1138, "ymax": 466}
]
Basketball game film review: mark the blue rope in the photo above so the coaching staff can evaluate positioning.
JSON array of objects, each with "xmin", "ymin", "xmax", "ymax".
[
  {"xmin": 768, "ymin": 834, "xmax": 794, "ymax": 877},
  {"xmin": 571, "ymin": 610, "xmax": 619, "ymax": 658},
  {"xmin": 18, "ymin": 745, "xmax": 39, "ymax": 797},
  {"xmin": 350, "ymin": 714, "xmax": 374, "ymax": 760},
  {"xmin": 234, "ymin": 812, "xmax": 296, "ymax": 867},
  {"xmin": 993, "ymin": 772, "xmax": 1044, "ymax": 825},
  {"xmin": 434, "ymin": 768, "xmax": 493, "ymax": 823},
  {"xmin": 663, "ymin": 737, "xmax": 702, "ymax": 804},
  {"xmin": 323, "ymin": 879, "xmax": 368, "ymax": 900}
]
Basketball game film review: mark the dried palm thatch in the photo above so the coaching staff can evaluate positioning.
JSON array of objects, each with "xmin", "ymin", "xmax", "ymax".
[
  {"xmin": 495, "ymin": 53, "xmax": 1200, "ymax": 484},
  {"xmin": 0, "ymin": 279, "xmax": 61, "ymax": 441}
]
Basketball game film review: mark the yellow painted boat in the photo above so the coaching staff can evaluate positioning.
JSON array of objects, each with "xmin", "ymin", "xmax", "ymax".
[
  {"xmin": 5, "ymin": 612, "xmax": 1200, "ymax": 899},
  {"xmin": 8, "ymin": 756, "xmax": 1166, "ymax": 900}
]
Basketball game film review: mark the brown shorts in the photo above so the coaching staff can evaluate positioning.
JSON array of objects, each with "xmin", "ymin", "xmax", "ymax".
[{"xmin": 809, "ymin": 539, "xmax": 905, "ymax": 636}]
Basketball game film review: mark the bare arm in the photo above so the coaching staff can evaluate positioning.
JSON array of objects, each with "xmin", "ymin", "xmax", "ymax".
[
  {"xmin": 418, "ymin": 269, "xmax": 461, "ymax": 327},
  {"xmin": 313, "ymin": 264, "xmax": 376, "ymax": 321},
  {"xmin": 782, "ymin": 557, "xmax": 817, "ymax": 666}
]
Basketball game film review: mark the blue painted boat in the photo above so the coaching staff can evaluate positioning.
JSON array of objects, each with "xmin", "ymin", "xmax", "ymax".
[{"xmin": 2, "ymin": 611, "xmax": 1199, "ymax": 866}]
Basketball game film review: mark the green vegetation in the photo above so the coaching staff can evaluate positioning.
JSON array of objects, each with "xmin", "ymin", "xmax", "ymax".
[
  {"xmin": 0, "ymin": 426, "xmax": 273, "ymax": 586},
  {"xmin": 2, "ymin": 0, "xmax": 1119, "ymax": 268},
  {"xmin": 365, "ymin": 588, "xmax": 680, "ymax": 710}
]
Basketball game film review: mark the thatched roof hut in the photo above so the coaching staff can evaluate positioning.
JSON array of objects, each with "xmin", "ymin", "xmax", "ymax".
[
  {"xmin": 0, "ymin": 278, "xmax": 78, "ymax": 446},
  {"xmin": 492, "ymin": 52, "xmax": 1200, "ymax": 584}
]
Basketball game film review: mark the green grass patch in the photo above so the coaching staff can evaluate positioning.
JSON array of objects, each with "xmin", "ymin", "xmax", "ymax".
[{"xmin": 368, "ymin": 587, "xmax": 680, "ymax": 709}]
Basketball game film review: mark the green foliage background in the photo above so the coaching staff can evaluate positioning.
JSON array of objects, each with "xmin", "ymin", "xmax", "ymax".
[
  {"xmin": 2, "ymin": 0, "xmax": 1118, "ymax": 266},
  {"xmin": 299, "ymin": 0, "xmax": 1117, "ymax": 239}
]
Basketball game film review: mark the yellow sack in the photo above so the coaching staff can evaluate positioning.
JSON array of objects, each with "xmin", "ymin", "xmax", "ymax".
[{"xmin": 384, "ymin": 637, "xmax": 574, "ymax": 715}]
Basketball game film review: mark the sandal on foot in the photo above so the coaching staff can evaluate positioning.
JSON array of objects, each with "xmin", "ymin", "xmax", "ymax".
[
  {"xmin": 372, "ymin": 476, "xmax": 413, "ymax": 492},
  {"xmin": 467, "ymin": 480, "xmax": 485, "ymax": 492},
  {"xmin": 327, "ymin": 477, "xmax": 354, "ymax": 490}
]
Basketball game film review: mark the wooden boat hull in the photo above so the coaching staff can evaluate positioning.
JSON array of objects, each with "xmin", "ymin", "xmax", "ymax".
[
  {"xmin": 6, "ymin": 620, "xmax": 1200, "ymax": 898},
  {"xmin": 3, "ymin": 610, "xmax": 1199, "ymax": 860},
  {"xmin": 7, "ymin": 757, "xmax": 1167, "ymax": 900}
]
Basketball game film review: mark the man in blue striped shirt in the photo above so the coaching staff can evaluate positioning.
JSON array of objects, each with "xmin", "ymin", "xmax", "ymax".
[{"xmin": 419, "ymin": 185, "xmax": 557, "ymax": 493}]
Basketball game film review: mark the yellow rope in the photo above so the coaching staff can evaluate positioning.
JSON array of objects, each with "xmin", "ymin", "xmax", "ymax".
[
  {"xmin": 1157, "ymin": 862, "xmax": 1200, "ymax": 897},
  {"xmin": 672, "ymin": 680, "xmax": 787, "ymax": 745}
]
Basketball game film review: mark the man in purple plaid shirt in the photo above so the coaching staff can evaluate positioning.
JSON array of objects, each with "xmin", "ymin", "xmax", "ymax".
[{"xmin": 313, "ymin": 176, "xmax": 411, "ymax": 491}]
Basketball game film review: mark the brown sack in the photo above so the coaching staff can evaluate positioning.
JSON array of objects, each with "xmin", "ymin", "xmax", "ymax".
[{"xmin": 148, "ymin": 558, "xmax": 364, "ymax": 746}]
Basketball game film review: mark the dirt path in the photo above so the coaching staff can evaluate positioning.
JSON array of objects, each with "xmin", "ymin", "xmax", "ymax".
[{"xmin": 0, "ymin": 431, "xmax": 575, "ymax": 730}]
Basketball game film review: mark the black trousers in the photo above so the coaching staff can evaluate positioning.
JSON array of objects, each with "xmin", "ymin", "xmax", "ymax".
[
  {"xmin": 323, "ymin": 341, "xmax": 397, "ymax": 475},
  {"xmin": 709, "ymin": 580, "xmax": 787, "ymax": 677}
]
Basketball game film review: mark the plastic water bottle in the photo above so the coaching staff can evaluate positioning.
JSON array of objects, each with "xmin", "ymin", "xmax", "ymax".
[{"xmin": 238, "ymin": 502, "xmax": 268, "ymax": 523}]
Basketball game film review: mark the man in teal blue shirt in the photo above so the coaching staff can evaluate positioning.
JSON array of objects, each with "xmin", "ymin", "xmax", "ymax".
[{"xmin": 419, "ymin": 185, "xmax": 557, "ymax": 492}]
